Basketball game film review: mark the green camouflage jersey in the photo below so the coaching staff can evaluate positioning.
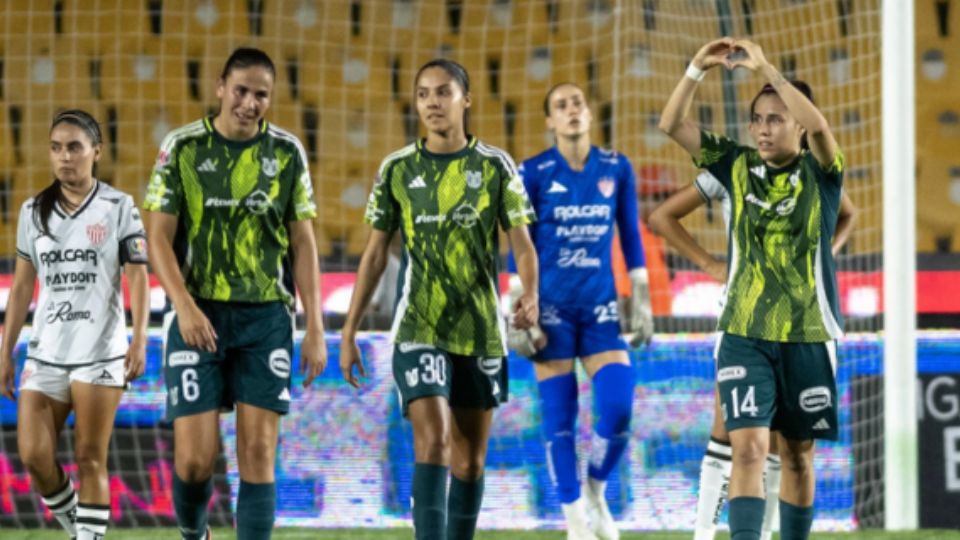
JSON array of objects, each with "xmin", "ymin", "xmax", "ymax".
[
  {"xmin": 143, "ymin": 117, "xmax": 317, "ymax": 305},
  {"xmin": 695, "ymin": 130, "xmax": 844, "ymax": 342},
  {"xmin": 366, "ymin": 137, "xmax": 536, "ymax": 357}
]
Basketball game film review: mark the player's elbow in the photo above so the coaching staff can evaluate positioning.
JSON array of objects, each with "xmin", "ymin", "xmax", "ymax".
[{"xmin": 647, "ymin": 206, "xmax": 670, "ymax": 237}]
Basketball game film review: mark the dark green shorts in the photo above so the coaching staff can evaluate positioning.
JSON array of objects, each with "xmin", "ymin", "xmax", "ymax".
[
  {"xmin": 392, "ymin": 343, "xmax": 508, "ymax": 417},
  {"xmin": 163, "ymin": 300, "xmax": 294, "ymax": 421},
  {"xmin": 716, "ymin": 333, "xmax": 838, "ymax": 441}
]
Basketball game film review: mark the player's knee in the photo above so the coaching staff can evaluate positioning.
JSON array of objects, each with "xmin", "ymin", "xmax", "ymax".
[
  {"xmin": 18, "ymin": 443, "xmax": 56, "ymax": 480},
  {"xmin": 731, "ymin": 436, "xmax": 767, "ymax": 468},
  {"xmin": 176, "ymin": 452, "xmax": 217, "ymax": 482},
  {"xmin": 414, "ymin": 431, "xmax": 451, "ymax": 465},
  {"xmin": 539, "ymin": 373, "xmax": 579, "ymax": 438},
  {"xmin": 74, "ymin": 444, "xmax": 107, "ymax": 478},
  {"xmin": 239, "ymin": 438, "xmax": 276, "ymax": 471},
  {"xmin": 451, "ymin": 454, "xmax": 486, "ymax": 481},
  {"xmin": 593, "ymin": 364, "xmax": 635, "ymax": 435}
]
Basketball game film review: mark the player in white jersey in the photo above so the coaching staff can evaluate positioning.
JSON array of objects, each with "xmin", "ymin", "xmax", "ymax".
[
  {"xmin": 650, "ymin": 173, "xmax": 856, "ymax": 540},
  {"xmin": 0, "ymin": 110, "xmax": 150, "ymax": 540}
]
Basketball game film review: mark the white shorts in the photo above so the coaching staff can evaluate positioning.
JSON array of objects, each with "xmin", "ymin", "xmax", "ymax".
[{"xmin": 19, "ymin": 359, "xmax": 126, "ymax": 404}]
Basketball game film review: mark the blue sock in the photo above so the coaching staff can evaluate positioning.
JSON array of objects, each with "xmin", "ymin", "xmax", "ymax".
[
  {"xmin": 172, "ymin": 474, "xmax": 212, "ymax": 540},
  {"xmin": 412, "ymin": 463, "xmax": 448, "ymax": 540},
  {"xmin": 236, "ymin": 481, "xmax": 275, "ymax": 540},
  {"xmin": 538, "ymin": 372, "xmax": 580, "ymax": 504},
  {"xmin": 729, "ymin": 496, "xmax": 765, "ymax": 540},
  {"xmin": 587, "ymin": 363, "xmax": 635, "ymax": 482},
  {"xmin": 779, "ymin": 500, "xmax": 814, "ymax": 540}
]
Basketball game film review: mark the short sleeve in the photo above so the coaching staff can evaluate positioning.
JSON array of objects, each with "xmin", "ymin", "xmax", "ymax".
[
  {"xmin": 814, "ymin": 147, "xmax": 845, "ymax": 187},
  {"xmin": 118, "ymin": 196, "xmax": 148, "ymax": 265},
  {"xmin": 497, "ymin": 154, "xmax": 536, "ymax": 230},
  {"xmin": 284, "ymin": 140, "xmax": 318, "ymax": 222},
  {"xmin": 693, "ymin": 171, "xmax": 728, "ymax": 202},
  {"xmin": 693, "ymin": 130, "xmax": 741, "ymax": 190},
  {"xmin": 15, "ymin": 201, "xmax": 35, "ymax": 264},
  {"xmin": 143, "ymin": 134, "xmax": 183, "ymax": 214},
  {"xmin": 364, "ymin": 163, "xmax": 400, "ymax": 232}
]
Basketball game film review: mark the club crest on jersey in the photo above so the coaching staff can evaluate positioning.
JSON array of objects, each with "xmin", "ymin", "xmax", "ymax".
[
  {"xmin": 262, "ymin": 157, "xmax": 279, "ymax": 178},
  {"xmin": 466, "ymin": 170, "xmax": 482, "ymax": 189},
  {"xmin": 453, "ymin": 203, "xmax": 480, "ymax": 228},
  {"xmin": 597, "ymin": 177, "xmax": 615, "ymax": 198},
  {"xmin": 245, "ymin": 190, "xmax": 271, "ymax": 215},
  {"xmin": 86, "ymin": 222, "xmax": 108, "ymax": 245}
]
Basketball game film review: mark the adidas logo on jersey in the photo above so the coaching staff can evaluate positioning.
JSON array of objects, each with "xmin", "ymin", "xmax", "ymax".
[
  {"xmin": 750, "ymin": 165, "xmax": 766, "ymax": 178},
  {"xmin": 408, "ymin": 175, "xmax": 427, "ymax": 189},
  {"xmin": 547, "ymin": 181, "xmax": 568, "ymax": 194},
  {"xmin": 812, "ymin": 418, "xmax": 831, "ymax": 430},
  {"xmin": 278, "ymin": 388, "xmax": 291, "ymax": 401},
  {"xmin": 198, "ymin": 158, "xmax": 217, "ymax": 173}
]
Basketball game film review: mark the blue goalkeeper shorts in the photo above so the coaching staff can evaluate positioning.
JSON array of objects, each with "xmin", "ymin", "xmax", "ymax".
[{"xmin": 535, "ymin": 300, "xmax": 627, "ymax": 361}]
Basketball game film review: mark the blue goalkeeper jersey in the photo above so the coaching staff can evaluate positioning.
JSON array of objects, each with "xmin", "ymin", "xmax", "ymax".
[{"xmin": 514, "ymin": 146, "xmax": 645, "ymax": 306}]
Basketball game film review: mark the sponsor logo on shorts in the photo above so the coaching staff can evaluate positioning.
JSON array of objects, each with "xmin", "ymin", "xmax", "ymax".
[
  {"xmin": 491, "ymin": 380, "xmax": 500, "ymax": 397},
  {"xmin": 799, "ymin": 386, "xmax": 832, "ymax": 413},
  {"xmin": 812, "ymin": 418, "xmax": 831, "ymax": 430},
  {"xmin": 277, "ymin": 388, "xmax": 291, "ymax": 401},
  {"xmin": 168, "ymin": 351, "xmax": 200, "ymax": 367},
  {"xmin": 540, "ymin": 305, "xmax": 562, "ymax": 326},
  {"xmin": 717, "ymin": 366, "xmax": 747, "ymax": 382},
  {"xmin": 478, "ymin": 357, "xmax": 502, "ymax": 376},
  {"xmin": 405, "ymin": 368, "xmax": 419, "ymax": 388},
  {"xmin": 92, "ymin": 369, "xmax": 117, "ymax": 385},
  {"xmin": 269, "ymin": 349, "xmax": 291, "ymax": 378}
]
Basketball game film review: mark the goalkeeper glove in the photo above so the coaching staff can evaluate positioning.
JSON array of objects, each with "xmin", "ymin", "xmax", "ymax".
[{"xmin": 618, "ymin": 267, "xmax": 654, "ymax": 347}]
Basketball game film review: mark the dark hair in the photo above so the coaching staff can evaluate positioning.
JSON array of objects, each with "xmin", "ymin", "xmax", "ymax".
[
  {"xmin": 414, "ymin": 59, "xmax": 471, "ymax": 133},
  {"xmin": 220, "ymin": 47, "xmax": 276, "ymax": 80},
  {"xmin": 749, "ymin": 79, "xmax": 814, "ymax": 150},
  {"xmin": 542, "ymin": 82, "xmax": 581, "ymax": 117},
  {"xmin": 35, "ymin": 109, "xmax": 103, "ymax": 237}
]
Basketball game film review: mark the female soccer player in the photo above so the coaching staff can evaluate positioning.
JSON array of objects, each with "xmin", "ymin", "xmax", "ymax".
[
  {"xmin": 650, "ymin": 173, "xmax": 856, "ymax": 540},
  {"xmin": 339, "ymin": 59, "xmax": 540, "ymax": 540},
  {"xmin": 143, "ymin": 48, "xmax": 326, "ymax": 540},
  {"xmin": 659, "ymin": 37, "xmax": 846, "ymax": 540},
  {"xmin": 0, "ymin": 109, "xmax": 150, "ymax": 539},
  {"xmin": 506, "ymin": 82, "xmax": 652, "ymax": 540}
]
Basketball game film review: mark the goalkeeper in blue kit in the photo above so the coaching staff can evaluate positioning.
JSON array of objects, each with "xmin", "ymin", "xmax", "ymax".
[{"xmin": 508, "ymin": 82, "xmax": 653, "ymax": 540}]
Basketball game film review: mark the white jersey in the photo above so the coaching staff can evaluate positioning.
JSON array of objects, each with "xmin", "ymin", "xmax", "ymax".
[
  {"xmin": 694, "ymin": 171, "xmax": 732, "ymax": 227},
  {"xmin": 16, "ymin": 182, "xmax": 148, "ymax": 367}
]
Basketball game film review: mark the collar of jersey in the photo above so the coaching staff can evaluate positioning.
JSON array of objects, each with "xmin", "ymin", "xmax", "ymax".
[
  {"xmin": 417, "ymin": 135, "xmax": 477, "ymax": 160},
  {"xmin": 550, "ymin": 145, "xmax": 596, "ymax": 175},
  {"xmin": 53, "ymin": 180, "xmax": 100, "ymax": 219},
  {"xmin": 759, "ymin": 150, "xmax": 805, "ymax": 176},
  {"xmin": 204, "ymin": 116, "xmax": 268, "ymax": 148}
]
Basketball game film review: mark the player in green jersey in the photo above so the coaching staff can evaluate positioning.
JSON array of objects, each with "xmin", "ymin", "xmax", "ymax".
[
  {"xmin": 650, "ymin": 174, "xmax": 856, "ymax": 540},
  {"xmin": 340, "ymin": 59, "xmax": 539, "ymax": 540},
  {"xmin": 144, "ymin": 48, "xmax": 326, "ymax": 540},
  {"xmin": 659, "ymin": 38, "xmax": 845, "ymax": 540}
]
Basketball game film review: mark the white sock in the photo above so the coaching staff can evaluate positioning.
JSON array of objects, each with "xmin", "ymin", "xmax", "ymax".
[
  {"xmin": 41, "ymin": 475, "xmax": 78, "ymax": 537},
  {"xmin": 76, "ymin": 503, "xmax": 110, "ymax": 539},
  {"xmin": 694, "ymin": 438, "xmax": 732, "ymax": 540},
  {"xmin": 760, "ymin": 454, "xmax": 782, "ymax": 540}
]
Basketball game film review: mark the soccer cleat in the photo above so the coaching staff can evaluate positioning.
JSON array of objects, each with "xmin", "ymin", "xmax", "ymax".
[
  {"xmin": 583, "ymin": 478, "xmax": 619, "ymax": 540},
  {"xmin": 561, "ymin": 498, "xmax": 600, "ymax": 540}
]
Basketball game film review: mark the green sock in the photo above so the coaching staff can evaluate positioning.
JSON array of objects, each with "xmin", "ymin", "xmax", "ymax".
[
  {"xmin": 447, "ymin": 474, "xmax": 484, "ymax": 540},
  {"xmin": 729, "ymin": 496, "xmax": 765, "ymax": 540},
  {"xmin": 237, "ymin": 480, "xmax": 276, "ymax": 540},
  {"xmin": 412, "ymin": 463, "xmax": 448, "ymax": 540},
  {"xmin": 172, "ymin": 474, "xmax": 212, "ymax": 540},
  {"xmin": 779, "ymin": 500, "xmax": 814, "ymax": 540}
]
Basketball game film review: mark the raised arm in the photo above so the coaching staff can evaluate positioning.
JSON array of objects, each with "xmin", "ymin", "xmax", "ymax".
[
  {"xmin": 659, "ymin": 37, "xmax": 736, "ymax": 159},
  {"xmin": 734, "ymin": 39, "xmax": 839, "ymax": 167}
]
